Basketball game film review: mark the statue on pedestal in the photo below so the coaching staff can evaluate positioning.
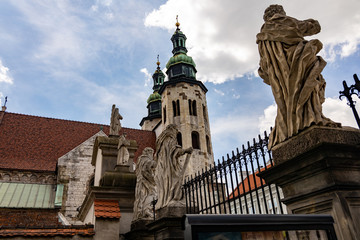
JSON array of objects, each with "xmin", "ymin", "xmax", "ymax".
[
  {"xmin": 110, "ymin": 104, "xmax": 123, "ymax": 136},
  {"xmin": 154, "ymin": 125, "xmax": 193, "ymax": 209},
  {"xmin": 133, "ymin": 147, "xmax": 156, "ymax": 221},
  {"xmin": 117, "ymin": 134, "xmax": 130, "ymax": 165},
  {"xmin": 256, "ymin": 4, "xmax": 340, "ymax": 149}
]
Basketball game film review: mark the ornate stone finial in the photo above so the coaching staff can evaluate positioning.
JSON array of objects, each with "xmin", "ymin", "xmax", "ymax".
[
  {"xmin": 156, "ymin": 55, "xmax": 160, "ymax": 69},
  {"xmin": 175, "ymin": 15, "xmax": 180, "ymax": 28},
  {"xmin": 256, "ymin": 5, "xmax": 340, "ymax": 149},
  {"xmin": 133, "ymin": 147, "xmax": 156, "ymax": 221},
  {"xmin": 110, "ymin": 104, "xmax": 123, "ymax": 136}
]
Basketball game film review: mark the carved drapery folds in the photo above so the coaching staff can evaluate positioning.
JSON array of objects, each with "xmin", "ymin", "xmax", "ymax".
[
  {"xmin": 256, "ymin": 4, "xmax": 340, "ymax": 149},
  {"xmin": 154, "ymin": 124, "xmax": 193, "ymax": 209},
  {"xmin": 133, "ymin": 147, "xmax": 156, "ymax": 221}
]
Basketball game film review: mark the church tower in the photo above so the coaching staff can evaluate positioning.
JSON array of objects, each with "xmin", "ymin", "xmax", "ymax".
[
  {"xmin": 140, "ymin": 57, "xmax": 165, "ymax": 131},
  {"xmin": 159, "ymin": 18, "xmax": 214, "ymax": 174}
]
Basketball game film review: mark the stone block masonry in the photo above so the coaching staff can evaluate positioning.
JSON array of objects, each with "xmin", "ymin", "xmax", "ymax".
[{"xmin": 58, "ymin": 131, "xmax": 107, "ymax": 224}]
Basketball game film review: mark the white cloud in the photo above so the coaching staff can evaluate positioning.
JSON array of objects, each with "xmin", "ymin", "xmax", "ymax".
[
  {"xmin": 323, "ymin": 97, "xmax": 358, "ymax": 128},
  {"xmin": 258, "ymin": 103, "xmax": 276, "ymax": 133},
  {"xmin": 145, "ymin": 0, "xmax": 360, "ymax": 84},
  {"xmin": 140, "ymin": 68, "xmax": 152, "ymax": 86},
  {"xmin": 258, "ymin": 97, "xmax": 359, "ymax": 133},
  {"xmin": 214, "ymin": 89, "xmax": 224, "ymax": 96},
  {"xmin": 0, "ymin": 60, "xmax": 13, "ymax": 84}
]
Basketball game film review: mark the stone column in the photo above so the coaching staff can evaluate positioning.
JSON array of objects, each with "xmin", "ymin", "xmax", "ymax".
[{"xmin": 259, "ymin": 126, "xmax": 360, "ymax": 240}]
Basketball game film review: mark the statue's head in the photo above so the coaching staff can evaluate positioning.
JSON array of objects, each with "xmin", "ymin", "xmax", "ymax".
[
  {"xmin": 143, "ymin": 147, "xmax": 154, "ymax": 157},
  {"xmin": 263, "ymin": 4, "xmax": 286, "ymax": 21}
]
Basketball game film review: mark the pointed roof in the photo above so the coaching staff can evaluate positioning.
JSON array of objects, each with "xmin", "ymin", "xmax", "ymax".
[{"xmin": 0, "ymin": 112, "xmax": 156, "ymax": 172}]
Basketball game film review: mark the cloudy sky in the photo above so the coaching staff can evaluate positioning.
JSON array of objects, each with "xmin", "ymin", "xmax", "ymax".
[{"xmin": 0, "ymin": 0, "xmax": 359, "ymax": 161}]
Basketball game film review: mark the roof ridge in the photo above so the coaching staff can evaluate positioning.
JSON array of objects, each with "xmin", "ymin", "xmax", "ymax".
[
  {"xmin": 4, "ymin": 112, "xmax": 109, "ymax": 126},
  {"xmin": 4, "ymin": 112, "xmax": 152, "ymax": 132}
]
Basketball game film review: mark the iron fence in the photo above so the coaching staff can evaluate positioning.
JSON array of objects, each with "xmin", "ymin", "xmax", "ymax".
[{"xmin": 183, "ymin": 131, "xmax": 285, "ymax": 215}]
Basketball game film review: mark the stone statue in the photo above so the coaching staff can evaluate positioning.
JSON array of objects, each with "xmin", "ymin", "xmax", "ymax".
[
  {"xmin": 256, "ymin": 5, "xmax": 340, "ymax": 149},
  {"xmin": 154, "ymin": 124, "xmax": 193, "ymax": 209},
  {"xmin": 133, "ymin": 147, "xmax": 157, "ymax": 221},
  {"xmin": 110, "ymin": 104, "xmax": 123, "ymax": 136},
  {"xmin": 117, "ymin": 134, "xmax": 130, "ymax": 165}
]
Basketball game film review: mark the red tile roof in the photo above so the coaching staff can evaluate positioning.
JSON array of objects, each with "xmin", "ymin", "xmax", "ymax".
[
  {"xmin": 94, "ymin": 199, "xmax": 121, "ymax": 219},
  {"xmin": 228, "ymin": 165, "xmax": 271, "ymax": 200},
  {"xmin": 0, "ymin": 112, "xmax": 156, "ymax": 172},
  {"xmin": 0, "ymin": 226, "xmax": 94, "ymax": 237}
]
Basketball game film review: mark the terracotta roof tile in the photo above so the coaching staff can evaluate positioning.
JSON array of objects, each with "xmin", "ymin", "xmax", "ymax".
[
  {"xmin": 0, "ymin": 112, "xmax": 156, "ymax": 172},
  {"xmin": 94, "ymin": 199, "xmax": 121, "ymax": 219},
  {"xmin": 228, "ymin": 165, "xmax": 271, "ymax": 199}
]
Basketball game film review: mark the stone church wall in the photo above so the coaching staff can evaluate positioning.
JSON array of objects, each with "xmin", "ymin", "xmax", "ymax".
[{"xmin": 57, "ymin": 131, "xmax": 106, "ymax": 224}]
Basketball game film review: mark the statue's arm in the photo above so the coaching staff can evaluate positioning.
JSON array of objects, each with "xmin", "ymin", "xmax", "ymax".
[{"xmin": 298, "ymin": 18, "xmax": 321, "ymax": 36}]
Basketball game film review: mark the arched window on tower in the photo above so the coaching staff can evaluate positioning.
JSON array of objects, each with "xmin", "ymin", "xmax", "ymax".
[
  {"xmin": 177, "ymin": 132, "xmax": 182, "ymax": 147},
  {"xmin": 203, "ymin": 105, "xmax": 207, "ymax": 123},
  {"xmin": 172, "ymin": 101, "xmax": 177, "ymax": 117},
  {"xmin": 173, "ymin": 100, "xmax": 181, "ymax": 117},
  {"xmin": 176, "ymin": 100, "xmax": 180, "ymax": 116},
  {"xmin": 206, "ymin": 135, "xmax": 211, "ymax": 154},
  {"xmin": 192, "ymin": 100, "xmax": 197, "ymax": 116},
  {"xmin": 191, "ymin": 131, "xmax": 200, "ymax": 150},
  {"xmin": 188, "ymin": 99, "xmax": 197, "ymax": 116},
  {"xmin": 163, "ymin": 107, "xmax": 166, "ymax": 123},
  {"xmin": 188, "ymin": 100, "xmax": 192, "ymax": 115}
]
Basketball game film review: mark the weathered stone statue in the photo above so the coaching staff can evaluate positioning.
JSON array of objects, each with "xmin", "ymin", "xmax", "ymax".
[
  {"xmin": 110, "ymin": 104, "xmax": 123, "ymax": 136},
  {"xmin": 257, "ymin": 5, "xmax": 340, "ymax": 149},
  {"xmin": 155, "ymin": 124, "xmax": 193, "ymax": 209},
  {"xmin": 117, "ymin": 134, "xmax": 130, "ymax": 165},
  {"xmin": 133, "ymin": 147, "xmax": 157, "ymax": 221}
]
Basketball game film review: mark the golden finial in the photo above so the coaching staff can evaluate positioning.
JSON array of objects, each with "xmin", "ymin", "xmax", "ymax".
[
  {"xmin": 156, "ymin": 55, "xmax": 160, "ymax": 67},
  {"xmin": 175, "ymin": 15, "xmax": 180, "ymax": 28}
]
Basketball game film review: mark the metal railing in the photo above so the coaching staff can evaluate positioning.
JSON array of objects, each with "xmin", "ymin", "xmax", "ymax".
[{"xmin": 183, "ymin": 131, "xmax": 285, "ymax": 215}]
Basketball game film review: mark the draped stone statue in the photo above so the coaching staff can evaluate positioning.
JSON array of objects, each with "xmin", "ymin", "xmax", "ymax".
[
  {"xmin": 117, "ymin": 134, "xmax": 130, "ymax": 165},
  {"xmin": 154, "ymin": 124, "xmax": 193, "ymax": 209},
  {"xmin": 256, "ymin": 5, "xmax": 340, "ymax": 149},
  {"xmin": 133, "ymin": 147, "xmax": 156, "ymax": 221},
  {"xmin": 110, "ymin": 104, "xmax": 123, "ymax": 136}
]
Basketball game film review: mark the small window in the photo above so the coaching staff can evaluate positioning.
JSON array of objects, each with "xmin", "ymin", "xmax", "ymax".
[
  {"xmin": 163, "ymin": 107, "xmax": 166, "ymax": 123},
  {"xmin": 177, "ymin": 100, "xmax": 180, "ymax": 116},
  {"xmin": 177, "ymin": 132, "xmax": 182, "ymax": 147},
  {"xmin": 203, "ymin": 105, "xmax": 207, "ymax": 122},
  {"xmin": 188, "ymin": 100, "xmax": 192, "ymax": 115},
  {"xmin": 206, "ymin": 135, "xmax": 211, "ymax": 154},
  {"xmin": 192, "ymin": 100, "xmax": 197, "ymax": 116},
  {"xmin": 172, "ymin": 101, "xmax": 177, "ymax": 117},
  {"xmin": 191, "ymin": 131, "xmax": 200, "ymax": 149}
]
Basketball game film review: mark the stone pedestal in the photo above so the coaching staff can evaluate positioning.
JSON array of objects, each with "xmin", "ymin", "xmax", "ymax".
[
  {"xmin": 259, "ymin": 126, "xmax": 360, "ymax": 240},
  {"xmin": 147, "ymin": 206, "xmax": 186, "ymax": 240},
  {"xmin": 126, "ymin": 219, "xmax": 154, "ymax": 240}
]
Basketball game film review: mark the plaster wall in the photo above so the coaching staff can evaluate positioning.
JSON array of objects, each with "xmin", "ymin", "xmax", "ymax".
[
  {"xmin": 58, "ymin": 131, "xmax": 106, "ymax": 224},
  {"xmin": 141, "ymin": 118, "xmax": 161, "ymax": 131},
  {"xmin": 94, "ymin": 219, "xmax": 120, "ymax": 240}
]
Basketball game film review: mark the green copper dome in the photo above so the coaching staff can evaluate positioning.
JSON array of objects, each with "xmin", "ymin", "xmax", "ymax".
[
  {"xmin": 147, "ymin": 92, "xmax": 161, "ymax": 104},
  {"xmin": 166, "ymin": 53, "xmax": 196, "ymax": 69}
]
